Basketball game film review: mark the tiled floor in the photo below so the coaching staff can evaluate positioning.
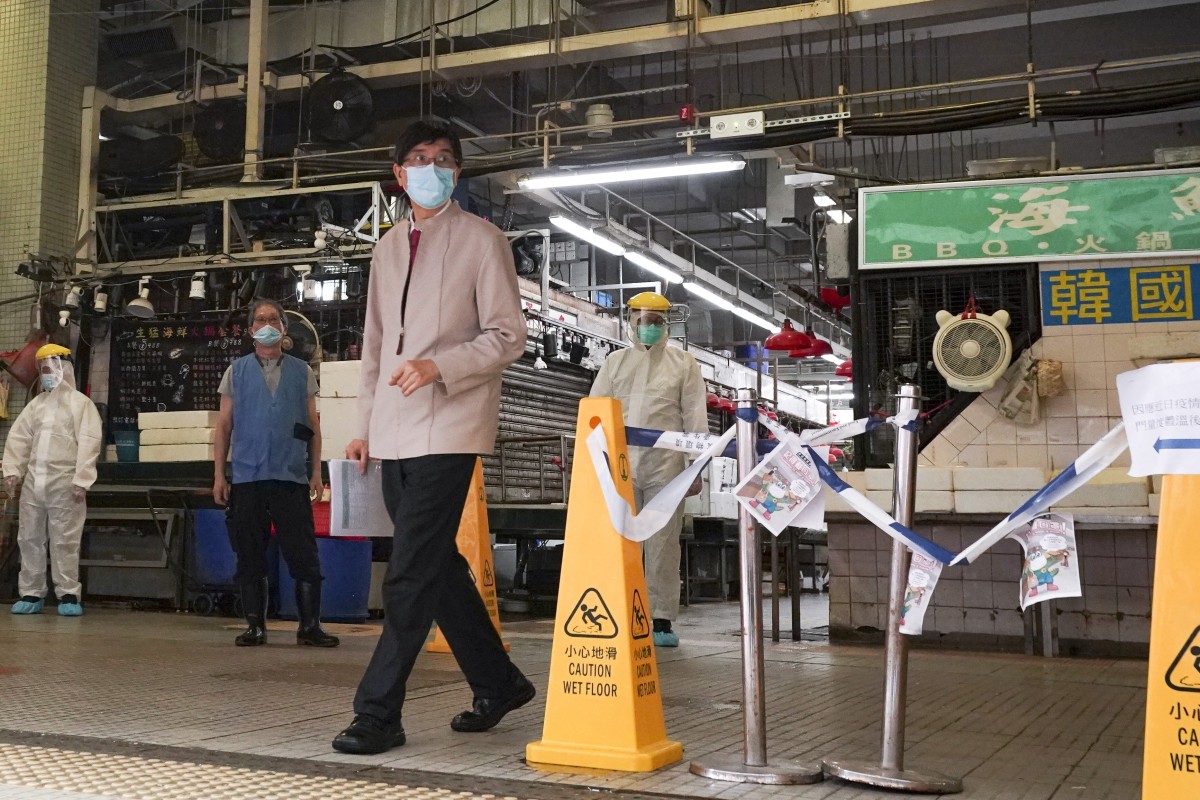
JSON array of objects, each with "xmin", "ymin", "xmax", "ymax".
[{"xmin": 0, "ymin": 597, "xmax": 1146, "ymax": 799}]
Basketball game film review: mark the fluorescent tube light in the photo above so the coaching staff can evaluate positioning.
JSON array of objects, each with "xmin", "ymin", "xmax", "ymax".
[
  {"xmin": 549, "ymin": 216, "xmax": 625, "ymax": 256},
  {"xmin": 827, "ymin": 209, "xmax": 854, "ymax": 223},
  {"xmin": 813, "ymin": 192, "xmax": 836, "ymax": 208},
  {"xmin": 731, "ymin": 306, "xmax": 781, "ymax": 333},
  {"xmin": 520, "ymin": 157, "xmax": 745, "ymax": 190},
  {"xmin": 683, "ymin": 281, "xmax": 734, "ymax": 311},
  {"xmin": 821, "ymin": 353, "xmax": 844, "ymax": 365},
  {"xmin": 625, "ymin": 251, "xmax": 683, "ymax": 284}
]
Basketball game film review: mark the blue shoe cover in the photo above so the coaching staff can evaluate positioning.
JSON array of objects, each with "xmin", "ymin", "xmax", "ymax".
[
  {"xmin": 58, "ymin": 602, "xmax": 83, "ymax": 617},
  {"xmin": 11, "ymin": 598, "xmax": 44, "ymax": 615},
  {"xmin": 653, "ymin": 629, "xmax": 679, "ymax": 648}
]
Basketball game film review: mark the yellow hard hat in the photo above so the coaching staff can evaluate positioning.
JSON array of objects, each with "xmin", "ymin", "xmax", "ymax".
[
  {"xmin": 35, "ymin": 343, "xmax": 71, "ymax": 360},
  {"xmin": 627, "ymin": 292, "xmax": 671, "ymax": 312}
]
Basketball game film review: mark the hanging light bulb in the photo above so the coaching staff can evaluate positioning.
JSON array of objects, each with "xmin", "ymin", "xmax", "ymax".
[
  {"xmin": 189, "ymin": 271, "xmax": 207, "ymax": 301},
  {"xmin": 64, "ymin": 286, "xmax": 82, "ymax": 308},
  {"xmin": 124, "ymin": 277, "xmax": 155, "ymax": 318},
  {"xmin": 93, "ymin": 288, "xmax": 108, "ymax": 313}
]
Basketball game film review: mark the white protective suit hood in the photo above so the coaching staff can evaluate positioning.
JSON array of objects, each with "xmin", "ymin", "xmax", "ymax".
[
  {"xmin": 591, "ymin": 330, "xmax": 708, "ymax": 488},
  {"xmin": 1, "ymin": 359, "xmax": 102, "ymax": 599}
]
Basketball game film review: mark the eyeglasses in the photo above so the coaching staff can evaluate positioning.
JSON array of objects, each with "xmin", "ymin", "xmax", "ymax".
[
  {"xmin": 403, "ymin": 153, "xmax": 458, "ymax": 168},
  {"xmin": 253, "ymin": 316, "xmax": 282, "ymax": 325},
  {"xmin": 636, "ymin": 317, "xmax": 667, "ymax": 327}
]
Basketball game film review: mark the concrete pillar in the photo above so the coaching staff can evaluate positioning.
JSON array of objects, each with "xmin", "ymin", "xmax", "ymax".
[{"xmin": 0, "ymin": 0, "xmax": 98, "ymax": 440}]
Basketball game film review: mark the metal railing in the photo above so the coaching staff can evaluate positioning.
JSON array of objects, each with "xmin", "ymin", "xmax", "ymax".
[{"xmin": 490, "ymin": 434, "xmax": 575, "ymax": 505}]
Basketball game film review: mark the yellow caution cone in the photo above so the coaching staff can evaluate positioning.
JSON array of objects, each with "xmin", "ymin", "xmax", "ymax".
[
  {"xmin": 526, "ymin": 398, "xmax": 682, "ymax": 772},
  {"xmin": 1142, "ymin": 474, "xmax": 1200, "ymax": 797},
  {"xmin": 427, "ymin": 457, "xmax": 509, "ymax": 653}
]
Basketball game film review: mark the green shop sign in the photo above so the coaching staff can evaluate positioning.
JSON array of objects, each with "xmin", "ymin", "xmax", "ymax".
[{"xmin": 859, "ymin": 168, "xmax": 1200, "ymax": 269}]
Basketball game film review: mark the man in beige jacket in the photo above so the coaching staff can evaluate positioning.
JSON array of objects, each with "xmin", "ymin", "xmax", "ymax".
[{"xmin": 333, "ymin": 121, "xmax": 532, "ymax": 756}]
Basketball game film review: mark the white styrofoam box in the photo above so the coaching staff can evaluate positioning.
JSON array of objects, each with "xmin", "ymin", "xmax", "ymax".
[
  {"xmin": 865, "ymin": 467, "xmax": 953, "ymax": 491},
  {"xmin": 139, "ymin": 427, "xmax": 216, "ymax": 446},
  {"xmin": 709, "ymin": 492, "xmax": 739, "ymax": 519},
  {"xmin": 954, "ymin": 490, "xmax": 1037, "ymax": 514},
  {"xmin": 320, "ymin": 396, "xmax": 361, "ymax": 460},
  {"xmin": 138, "ymin": 410, "xmax": 219, "ymax": 430},
  {"xmin": 822, "ymin": 484, "xmax": 855, "ymax": 513},
  {"xmin": 710, "ymin": 457, "xmax": 738, "ymax": 493},
  {"xmin": 319, "ymin": 360, "xmax": 362, "ymax": 398},
  {"xmin": 861, "ymin": 491, "xmax": 955, "ymax": 513},
  {"xmin": 865, "ymin": 490, "xmax": 893, "ymax": 511},
  {"xmin": 1150, "ymin": 494, "xmax": 1161, "ymax": 515},
  {"xmin": 1051, "ymin": 506, "xmax": 1157, "ymax": 518},
  {"xmin": 1050, "ymin": 480, "xmax": 1148, "ymax": 508},
  {"xmin": 952, "ymin": 467, "xmax": 1045, "ymax": 491},
  {"xmin": 139, "ymin": 443, "xmax": 215, "ymax": 462},
  {"xmin": 838, "ymin": 470, "xmax": 869, "ymax": 492}
]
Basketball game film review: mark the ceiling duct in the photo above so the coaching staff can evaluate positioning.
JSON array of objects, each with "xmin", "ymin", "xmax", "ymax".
[{"xmin": 104, "ymin": 26, "xmax": 178, "ymax": 59}]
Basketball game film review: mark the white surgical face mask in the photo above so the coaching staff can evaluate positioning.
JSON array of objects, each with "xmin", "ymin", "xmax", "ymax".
[
  {"xmin": 39, "ymin": 357, "xmax": 64, "ymax": 391},
  {"xmin": 253, "ymin": 324, "xmax": 283, "ymax": 346},
  {"xmin": 404, "ymin": 163, "xmax": 456, "ymax": 208}
]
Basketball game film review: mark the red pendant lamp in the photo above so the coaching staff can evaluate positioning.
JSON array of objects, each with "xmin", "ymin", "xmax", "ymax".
[
  {"xmin": 835, "ymin": 358, "xmax": 853, "ymax": 378},
  {"xmin": 763, "ymin": 319, "xmax": 811, "ymax": 352},
  {"xmin": 803, "ymin": 330, "xmax": 833, "ymax": 357}
]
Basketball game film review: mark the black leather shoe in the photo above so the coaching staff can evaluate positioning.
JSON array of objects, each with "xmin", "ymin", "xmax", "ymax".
[
  {"xmin": 450, "ymin": 674, "xmax": 536, "ymax": 732},
  {"xmin": 235, "ymin": 624, "xmax": 266, "ymax": 646},
  {"xmin": 331, "ymin": 714, "xmax": 406, "ymax": 755},
  {"xmin": 297, "ymin": 626, "xmax": 340, "ymax": 647}
]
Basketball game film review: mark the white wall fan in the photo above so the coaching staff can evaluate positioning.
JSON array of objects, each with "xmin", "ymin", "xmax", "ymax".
[{"xmin": 931, "ymin": 300, "xmax": 1012, "ymax": 392}]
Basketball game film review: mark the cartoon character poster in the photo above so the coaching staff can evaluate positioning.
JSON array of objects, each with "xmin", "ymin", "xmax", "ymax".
[
  {"xmin": 733, "ymin": 439, "xmax": 824, "ymax": 536},
  {"xmin": 1006, "ymin": 512, "xmax": 1081, "ymax": 611},
  {"xmin": 898, "ymin": 551, "xmax": 943, "ymax": 636}
]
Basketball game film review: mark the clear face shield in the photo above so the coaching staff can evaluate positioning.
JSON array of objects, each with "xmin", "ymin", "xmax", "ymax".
[
  {"xmin": 625, "ymin": 304, "xmax": 689, "ymax": 347},
  {"xmin": 39, "ymin": 356, "xmax": 65, "ymax": 391}
]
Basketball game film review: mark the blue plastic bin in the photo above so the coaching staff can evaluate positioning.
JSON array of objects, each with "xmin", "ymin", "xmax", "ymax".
[
  {"xmin": 114, "ymin": 431, "xmax": 139, "ymax": 462},
  {"xmin": 192, "ymin": 509, "xmax": 238, "ymax": 586},
  {"xmin": 277, "ymin": 537, "xmax": 372, "ymax": 622}
]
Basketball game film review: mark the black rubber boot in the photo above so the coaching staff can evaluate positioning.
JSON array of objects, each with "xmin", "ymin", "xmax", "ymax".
[
  {"xmin": 295, "ymin": 580, "xmax": 339, "ymax": 647},
  {"xmin": 234, "ymin": 578, "xmax": 268, "ymax": 646}
]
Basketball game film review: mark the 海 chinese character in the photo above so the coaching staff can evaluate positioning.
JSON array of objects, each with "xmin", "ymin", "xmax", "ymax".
[{"xmin": 988, "ymin": 186, "xmax": 1089, "ymax": 236}]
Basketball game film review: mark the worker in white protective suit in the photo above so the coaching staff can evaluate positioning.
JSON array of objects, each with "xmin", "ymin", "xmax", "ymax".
[
  {"xmin": 590, "ymin": 292, "xmax": 707, "ymax": 647},
  {"xmin": 2, "ymin": 344, "xmax": 103, "ymax": 616}
]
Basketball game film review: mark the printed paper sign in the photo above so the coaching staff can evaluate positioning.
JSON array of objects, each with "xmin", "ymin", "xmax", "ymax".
[
  {"xmin": 1117, "ymin": 362, "xmax": 1200, "ymax": 477},
  {"xmin": 1007, "ymin": 512, "xmax": 1081, "ymax": 611},
  {"xmin": 733, "ymin": 438, "xmax": 823, "ymax": 536},
  {"xmin": 898, "ymin": 551, "xmax": 943, "ymax": 636},
  {"xmin": 328, "ymin": 458, "xmax": 394, "ymax": 537}
]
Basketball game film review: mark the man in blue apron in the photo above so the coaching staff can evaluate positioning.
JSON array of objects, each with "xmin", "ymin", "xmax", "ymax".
[{"xmin": 213, "ymin": 298, "xmax": 338, "ymax": 648}]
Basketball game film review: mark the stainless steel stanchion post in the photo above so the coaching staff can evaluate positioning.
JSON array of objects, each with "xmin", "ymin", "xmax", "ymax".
[
  {"xmin": 690, "ymin": 388, "xmax": 823, "ymax": 785},
  {"xmin": 823, "ymin": 385, "xmax": 962, "ymax": 793}
]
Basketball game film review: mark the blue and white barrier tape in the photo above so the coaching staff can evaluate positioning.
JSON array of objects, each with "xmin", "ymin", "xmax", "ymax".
[
  {"xmin": 951, "ymin": 422, "xmax": 1129, "ymax": 565},
  {"xmin": 756, "ymin": 412, "xmax": 955, "ymax": 564}
]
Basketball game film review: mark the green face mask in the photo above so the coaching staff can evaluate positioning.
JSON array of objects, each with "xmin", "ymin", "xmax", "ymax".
[{"xmin": 638, "ymin": 325, "xmax": 666, "ymax": 346}]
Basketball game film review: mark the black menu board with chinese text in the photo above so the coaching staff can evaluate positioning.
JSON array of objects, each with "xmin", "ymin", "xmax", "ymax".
[{"xmin": 108, "ymin": 318, "xmax": 253, "ymax": 430}]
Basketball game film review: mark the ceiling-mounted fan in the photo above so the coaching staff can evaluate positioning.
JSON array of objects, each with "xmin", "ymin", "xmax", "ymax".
[{"xmin": 307, "ymin": 70, "xmax": 375, "ymax": 143}]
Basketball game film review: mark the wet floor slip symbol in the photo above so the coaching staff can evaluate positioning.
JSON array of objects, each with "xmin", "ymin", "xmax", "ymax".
[
  {"xmin": 1165, "ymin": 626, "xmax": 1200, "ymax": 692},
  {"xmin": 565, "ymin": 588, "xmax": 618, "ymax": 638},
  {"xmin": 631, "ymin": 589, "xmax": 650, "ymax": 639},
  {"xmin": 482, "ymin": 561, "xmax": 495, "ymax": 587}
]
